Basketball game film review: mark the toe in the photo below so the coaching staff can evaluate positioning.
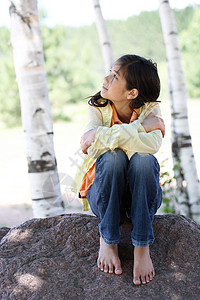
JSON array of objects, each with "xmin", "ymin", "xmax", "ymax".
[
  {"xmin": 141, "ymin": 275, "xmax": 146, "ymax": 285},
  {"xmin": 134, "ymin": 279, "xmax": 141, "ymax": 286},
  {"xmin": 115, "ymin": 264, "xmax": 122, "ymax": 275},
  {"xmin": 146, "ymin": 275, "xmax": 150, "ymax": 283},
  {"xmin": 108, "ymin": 264, "xmax": 114, "ymax": 274},
  {"xmin": 100, "ymin": 261, "xmax": 104, "ymax": 271},
  {"xmin": 104, "ymin": 264, "xmax": 108, "ymax": 273},
  {"xmin": 97, "ymin": 258, "xmax": 100, "ymax": 268},
  {"xmin": 149, "ymin": 272, "xmax": 153, "ymax": 281},
  {"xmin": 133, "ymin": 274, "xmax": 141, "ymax": 285}
]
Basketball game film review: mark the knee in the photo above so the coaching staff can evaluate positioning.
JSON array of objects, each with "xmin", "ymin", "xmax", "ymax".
[
  {"xmin": 98, "ymin": 148, "xmax": 128, "ymax": 172},
  {"xmin": 129, "ymin": 153, "xmax": 159, "ymax": 175}
]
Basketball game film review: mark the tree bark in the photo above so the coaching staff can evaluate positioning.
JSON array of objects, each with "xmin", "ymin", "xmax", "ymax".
[
  {"xmin": 9, "ymin": 0, "xmax": 65, "ymax": 218},
  {"xmin": 158, "ymin": 0, "xmax": 200, "ymax": 222},
  {"xmin": 92, "ymin": 0, "xmax": 114, "ymax": 74}
]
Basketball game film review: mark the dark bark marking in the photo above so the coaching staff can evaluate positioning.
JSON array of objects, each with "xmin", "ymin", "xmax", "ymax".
[
  {"xmin": 47, "ymin": 132, "xmax": 54, "ymax": 135},
  {"xmin": 181, "ymin": 143, "xmax": 192, "ymax": 148},
  {"xmin": 94, "ymin": 5, "xmax": 100, "ymax": 9},
  {"xmin": 179, "ymin": 201, "xmax": 191, "ymax": 207},
  {"xmin": 182, "ymin": 135, "xmax": 191, "ymax": 141},
  {"xmin": 178, "ymin": 116, "xmax": 188, "ymax": 120},
  {"xmin": 32, "ymin": 198, "xmax": 65, "ymax": 208},
  {"xmin": 41, "ymin": 151, "xmax": 51, "ymax": 158},
  {"xmin": 33, "ymin": 107, "xmax": 44, "ymax": 117},
  {"xmin": 9, "ymin": 2, "xmax": 31, "ymax": 30},
  {"xmin": 103, "ymin": 42, "xmax": 111, "ymax": 46},
  {"xmin": 172, "ymin": 140, "xmax": 192, "ymax": 152},
  {"xmin": 28, "ymin": 160, "xmax": 55, "ymax": 173},
  {"xmin": 32, "ymin": 196, "xmax": 55, "ymax": 201},
  {"xmin": 169, "ymin": 31, "xmax": 177, "ymax": 35},
  {"xmin": 28, "ymin": 157, "xmax": 55, "ymax": 173},
  {"xmin": 171, "ymin": 112, "xmax": 179, "ymax": 117},
  {"xmin": 28, "ymin": 152, "xmax": 56, "ymax": 172}
]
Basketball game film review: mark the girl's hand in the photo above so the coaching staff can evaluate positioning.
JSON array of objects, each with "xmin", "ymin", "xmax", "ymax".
[
  {"xmin": 80, "ymin": 129, "xmax": 97, "ymax": 154},
  {"xmin": 142, "ymin": 113, "xmax": 165, "ymax": 138}
]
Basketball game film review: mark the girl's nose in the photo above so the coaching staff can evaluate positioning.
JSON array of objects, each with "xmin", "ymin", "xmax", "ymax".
[{"xmin": 104, "ymin": 74, "xmax": 110, "ymax": 83}]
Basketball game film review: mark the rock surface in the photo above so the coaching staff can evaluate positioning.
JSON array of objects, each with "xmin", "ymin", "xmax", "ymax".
[{"xmin": 0, "ymin": 214, "xmax": 200, "ymax": 300}]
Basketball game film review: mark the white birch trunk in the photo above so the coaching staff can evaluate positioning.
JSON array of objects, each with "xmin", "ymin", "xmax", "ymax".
[
  {"xmin": 158, "ymin": 0, "xmax": 200, "ymax": 222},
  {"xmin": 9, "ymin": 0, "xmax": 65, "ymax": 218},
  {"xmin": 92, "ymin": 0, "xmax": 114, "ymax": 74}
]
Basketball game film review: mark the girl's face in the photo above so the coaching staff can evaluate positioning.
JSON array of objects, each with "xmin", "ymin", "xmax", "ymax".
[{"xmin": 100, "ymin": 63, "xmax": 130, "ymax": 104}]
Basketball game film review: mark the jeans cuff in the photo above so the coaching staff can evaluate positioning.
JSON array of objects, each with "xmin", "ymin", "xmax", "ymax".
[
  {"xmin": 100, "ymin": 231, "xmax": 120, "ymax": 245},
  {"xmin": 132, "ymin": 238, "xmax": 154, "ymax": 247}
]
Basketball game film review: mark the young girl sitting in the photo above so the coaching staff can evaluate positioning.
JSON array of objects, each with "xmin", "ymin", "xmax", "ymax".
[{"xmin": 76, "ymin": 54, "xmax": 165, "ymax": 285}]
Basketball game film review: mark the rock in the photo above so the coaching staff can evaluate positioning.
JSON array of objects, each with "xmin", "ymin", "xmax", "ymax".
[
  {"xmin": 0, "ymin": 214, "xmax": 200, "ymax": 300},
  {"xmin": 0, "ymin": 227, "xmax": 10, "ymax": 241}
]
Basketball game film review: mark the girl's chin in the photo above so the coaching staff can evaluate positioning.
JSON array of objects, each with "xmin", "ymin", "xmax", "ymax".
[{"xmin": 100, "ymin": 90, "xmax": 106, "ymax": 97}]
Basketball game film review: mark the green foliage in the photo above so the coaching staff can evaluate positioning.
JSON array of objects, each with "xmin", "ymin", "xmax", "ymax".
[
  {"xmin": 0, "ymin": 27, "xmax": 21, "ymax": 127},
  {"xmin": 108, "ymin": 11, "xmax": 165, "ymax": 62},
  {"xmin": 0, "ymin": 6, "xmax": 199, "ymax": 126},
  {"xmin": 160, "ymin": 169, "xmax": 179, "ymax": 214},
  {"xmin": 180, "ymin": 7, "xmax": 200, "ymax": 97}
]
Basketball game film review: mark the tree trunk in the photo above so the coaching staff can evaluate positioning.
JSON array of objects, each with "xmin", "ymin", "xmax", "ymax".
[
  {"xmin": 158, "ymin": 0, "xmax": 200, "ymax": 222},
  {"xmin": 92, "ymin": 0, "xmax": 114, "ymax": 74},
  {"xmin": 9, "ymin": 0, "xmax": 65, "ymax": 218}
]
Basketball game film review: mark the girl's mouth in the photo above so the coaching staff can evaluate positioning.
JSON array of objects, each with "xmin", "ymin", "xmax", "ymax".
[{"xmin": 102, "ymin": 85, "xmax": 108, "ymax": 90}]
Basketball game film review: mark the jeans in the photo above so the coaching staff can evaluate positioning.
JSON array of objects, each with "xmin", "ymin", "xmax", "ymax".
[{"xmin": 87, "ymin": 149, "xmax": 162, "ymax": 247}]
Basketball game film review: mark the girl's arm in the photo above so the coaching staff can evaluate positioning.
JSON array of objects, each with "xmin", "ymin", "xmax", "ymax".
[
  {"xmin": 81, "ymin": 113, "xmax": 164, "ymax": 154},
  {"xmin": 86, "ymin": 121, "xmax": 162, "ymax": 159},
  {"xmin": 141, "ymin": 112, "xmax": 165, "ymax": 137},
  {"xmin": 81, "ymin": 104, "xmax": 165, "ymax": 158}
]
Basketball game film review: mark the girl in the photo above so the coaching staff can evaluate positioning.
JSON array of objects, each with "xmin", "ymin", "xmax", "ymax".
[{"xmin": 77, "ymin": 54, "xmax": 165, "ymax": 285}]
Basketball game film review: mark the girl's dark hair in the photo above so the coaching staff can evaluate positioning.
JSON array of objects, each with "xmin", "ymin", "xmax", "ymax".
[{"xmin": 88, "ymin": 54, "xmax": 161, "ymax": 109}]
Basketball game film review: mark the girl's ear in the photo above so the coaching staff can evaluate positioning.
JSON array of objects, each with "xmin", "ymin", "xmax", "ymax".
[{"xmin": 127, "ymin": 88, "xmax": 138, "ymax": 100}]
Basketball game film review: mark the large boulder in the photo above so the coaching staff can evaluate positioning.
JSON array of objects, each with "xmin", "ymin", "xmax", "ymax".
[{"xmin": 0, "ymin": 214, "xmax": 200, "ymax": 299}]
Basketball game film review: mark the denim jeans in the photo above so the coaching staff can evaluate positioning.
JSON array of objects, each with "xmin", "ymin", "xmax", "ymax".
[{"xmin": 87, "ymin": 149, "xmax": 162, "ymax": 247}]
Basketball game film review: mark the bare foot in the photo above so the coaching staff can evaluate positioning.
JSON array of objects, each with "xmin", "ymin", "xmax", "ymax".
[
  {"xmin": 133, "ymin": 245, "xmax": 155, "ymax": 285},
  {"xmin": 97, "ymin": 236, "xmax": 122, "ymax": 275}
]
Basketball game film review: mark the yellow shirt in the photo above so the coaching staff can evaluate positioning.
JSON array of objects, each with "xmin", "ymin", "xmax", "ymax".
[
  {"xmin": 72, "ymin": 99, "xmax": 163, "ymax": 211},
  {"xmin": 79, "ymin": 104, "xmax": 140, "ymax": 198}
]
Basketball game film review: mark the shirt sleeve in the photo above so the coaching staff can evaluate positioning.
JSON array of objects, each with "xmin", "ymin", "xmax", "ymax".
[
  {"xmin": 87, "ymin": 103, "xmax": 163, "ymax": 159},
  {"xmin": 87, "ymin": 103, "xmax": 162, "ymax": 159},
  {"xmin": 87, "ymin": 120, "xmax": 162, "ymax": 159},
  {"xmin": 84, "ymin": 105, "xmax": 103, "ymax": 132}
]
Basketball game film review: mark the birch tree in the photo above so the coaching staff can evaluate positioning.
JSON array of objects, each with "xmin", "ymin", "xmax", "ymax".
[
  {"xmin": 9, "ymin": 0, "xmax": 65, "ymax": 218},
  {"xmin": 158, "ymin": 0, "xmax": 200, "ymax": 222},
  {"xmin": 92, "ymin": 0, "xmax": 114, "ymax": 74}
]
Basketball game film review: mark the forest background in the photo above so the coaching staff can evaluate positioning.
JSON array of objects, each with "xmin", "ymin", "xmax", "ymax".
[
  {"xmin": 0, "ymin": 6, "xmax": 200, "ymax": 126},
  {"xmin": 0, "ymin": 5, "xmax": 200, "ymax": 226}
]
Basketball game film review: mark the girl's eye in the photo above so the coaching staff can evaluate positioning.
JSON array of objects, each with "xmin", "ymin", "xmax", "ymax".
[{"xmin": 109, "ymin": 69, "xmax": 117, "ymax": 80}]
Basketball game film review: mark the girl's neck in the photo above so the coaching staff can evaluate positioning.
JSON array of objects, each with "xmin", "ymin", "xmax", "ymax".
[{"xmin": 114, "ymin": 102, "xmax": 133, "ymax": 123}]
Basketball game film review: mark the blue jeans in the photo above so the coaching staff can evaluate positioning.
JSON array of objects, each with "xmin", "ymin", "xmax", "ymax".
[{"xmin": 87, "ymin": 149, "xmax": 162, "ymax": 247}]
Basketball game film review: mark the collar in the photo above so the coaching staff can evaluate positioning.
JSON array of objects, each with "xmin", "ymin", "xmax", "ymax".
[{"xmin": 111, "ymin": 103, "xmax": 140, "ymax": 125}]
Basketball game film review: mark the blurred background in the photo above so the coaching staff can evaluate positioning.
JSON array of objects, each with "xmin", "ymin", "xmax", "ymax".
[{"xmin": 0, "ymin": 0, "xmax": 200, "ymax": 227}]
